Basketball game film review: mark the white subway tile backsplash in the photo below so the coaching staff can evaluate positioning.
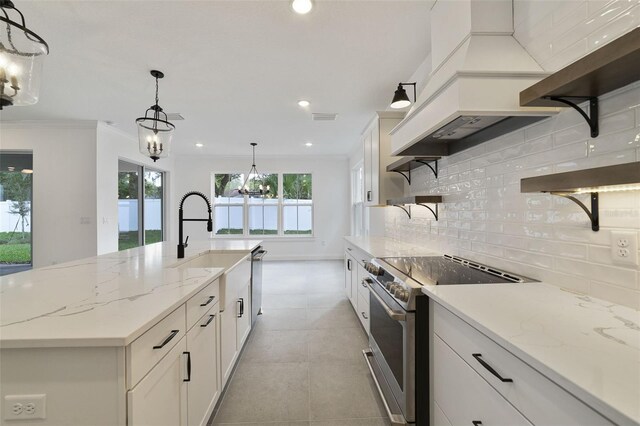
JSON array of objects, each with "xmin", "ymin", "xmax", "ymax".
[{"xmin": 382, "ymin": 17, "xmax": 639, "ymax": 308}]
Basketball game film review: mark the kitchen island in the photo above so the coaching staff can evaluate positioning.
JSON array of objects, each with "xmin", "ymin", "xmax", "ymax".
[{"xmin": 0, "ymin": 240, "xmax": 261, "ymax": 425}]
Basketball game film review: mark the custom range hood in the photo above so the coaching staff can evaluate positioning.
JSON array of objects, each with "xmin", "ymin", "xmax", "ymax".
[{"xmin": 390, "ymin": 0, "xmax": 559, "ymax": 156}]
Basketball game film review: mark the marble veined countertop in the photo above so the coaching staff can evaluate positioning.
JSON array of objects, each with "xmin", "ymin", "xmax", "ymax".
[
  {"xmin": 345, "ymin": 236, "xmax": 639, "ymax": 425},
  {"xmin": 0, "ymin": 240, "xmax": 262, "ymax": 349},
  {"xmin": 424, "ymin": 283, "xmax": 640, "ymax": 426}
]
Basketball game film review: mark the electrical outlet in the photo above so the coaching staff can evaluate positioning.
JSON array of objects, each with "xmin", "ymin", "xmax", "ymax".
[
  {"xmin": 4, "ymin": 395, "xmax": 46, "ymax": 420},
  {"xmin": 611, "ymin": 231, "xmax": 638, "ymax": 266}
]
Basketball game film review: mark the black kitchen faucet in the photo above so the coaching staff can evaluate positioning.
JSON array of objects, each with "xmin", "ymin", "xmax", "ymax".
[{"xmin": 177, "ymin": 191, "xmax": 213, "ymax": 258}]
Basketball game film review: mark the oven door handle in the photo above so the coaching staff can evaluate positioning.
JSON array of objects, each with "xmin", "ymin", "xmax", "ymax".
[{"xmin": 366, "ymin": 280, "xmax": 406, "ymax": 322}]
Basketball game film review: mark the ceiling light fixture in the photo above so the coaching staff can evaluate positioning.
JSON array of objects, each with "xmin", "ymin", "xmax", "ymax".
[
  {"xmin": 0, "ymin": 0, "xmax": 49, "ymax": 110},
  {"xmin": 238, "ymin": 143, "xmax": 270, "ymax": 197},
  {"xmin": 390, "ymin": 82, "xmax": 417, "ymax": 109},
  {"xmin": 291, "ymin": 0, "xmax": 313, "ymax": 14},
  {"xmin": 135, "ymin": 70, "xmax": 175, "ymax": 162},
  {"xmin": 298, "ymin": 100, "xmax": 310, "ymax": 107},
  {"xmin": 305, "ymin": 142, "xmax": 313, "ymax": 147},
  {"xmin": 195, "ymin": 143, "xmax": 204, "ymax": 148},
  {"xmin": 21, "ymin": 168, "xmax": 32, "ymax": 174}
]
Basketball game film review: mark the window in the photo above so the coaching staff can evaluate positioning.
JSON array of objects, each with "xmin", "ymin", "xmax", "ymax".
[
  {"xmin": 283, "ymin": 173, "xmax": 312, "ymax": 235},
  {"xmin": 0, "ymin": 151, "xmax": 33, "ymax": 274},
  {"xmin": 212, "ymin": 172, "xmax": 312, "ymax": 237},
  {"xmin": 118, "ymin": 161, "xmax": 165, "ymax": 250}
]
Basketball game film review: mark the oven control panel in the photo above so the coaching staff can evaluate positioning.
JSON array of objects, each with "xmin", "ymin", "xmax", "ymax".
[{"xmin": 364, "ymin": 260, "xmax": 417, "ymax": 310}]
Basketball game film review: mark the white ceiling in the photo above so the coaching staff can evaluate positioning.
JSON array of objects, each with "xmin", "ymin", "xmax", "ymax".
[{"xmin": 0, "ymin": 1, "xmax": 431, "ymax": 156}]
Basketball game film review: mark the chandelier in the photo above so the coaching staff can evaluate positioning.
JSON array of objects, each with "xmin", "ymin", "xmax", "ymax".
[
  {"xmin": 135, "ymin": 70, "xmax": 175, "ymax": 162},
  {"xmin": 238, "ymin": 143, "xmax": 270, "ymax": 197},
  {"xmin": 0, "ymin": 0, "xmax": 49, "ymax": 110}
]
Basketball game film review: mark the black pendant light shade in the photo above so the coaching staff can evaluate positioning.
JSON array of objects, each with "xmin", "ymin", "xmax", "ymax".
[
  {"xmin": 136, "ymin": 70, "xmax": 175, "ymax": 162},
  {"xmin": 390, "ymin": 82, "xmax": 417, "ymax": 109},
  {"xmin": 0, "ymin": 0, "xmax": 49, "ymax": 110},
  {"xmin": 238, "ymin": 143, "xmax": 270, "ymax": 197}
]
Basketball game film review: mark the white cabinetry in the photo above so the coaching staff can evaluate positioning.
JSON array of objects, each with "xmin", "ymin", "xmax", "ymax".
[
  {"xmin": 363, "ymin": 112, "xmax": 405, "ymax": 206},
  {"xmin": 431, "ymin": 301, "xmax": 614, "ymax": 426},
  {"xmin": 344, "ymin": 242, "xmax": 370, "ymax": 335},
  {"xmin": 127, "ymin": 337, "xmax": 189, "ymax": 426},
  {"xmin": 219, "ymin": 257, "xmax": 252, "ymax": 386}
]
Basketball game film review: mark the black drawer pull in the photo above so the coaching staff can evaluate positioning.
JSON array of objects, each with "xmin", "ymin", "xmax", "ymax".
[
  {"xmin": 153, "ymin": 329, "xmax": 179, "ymax": 349},
  {"xmin": 200, "ymin": 295, "xmax": 215, "ymax": 307},
  {"xmin": 361, "ymin": 311, "xmax": 368, "ymax": 320},
  {"xmin": 472, "ymin": 353, "xmax": 513, "ymax": 383},
  {"xmin": 183, "ymin": 351, "xmax": 191, "ymax": 382},
  {"xmin": 472, "ymin": 421, "xmax": 482, "ymax": 426},
  {"xmin": 201, "ymin": 314, "xmax": 215, "ymax": 328}
]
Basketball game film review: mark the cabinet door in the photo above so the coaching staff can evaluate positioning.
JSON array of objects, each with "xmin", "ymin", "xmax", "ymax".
[
  {"xmin": 127, "ymin": 337, "xmax": 188, "ymax": 426},
  {"xmin": 344, "ymin": 253, "xmax": 353, "ymax": 300},
  {"xmin": 236, "ymin": 283, "xmax": 251, "ymax": 350},
  {"xmin": 219, "ymin": 300, "xmax": 238, "ymax": 386},
  {"xmin": 363, "ymin": 125, "xmax": 374, "ymax": 205},
  {"xmin": 187, "ymin": 310, "xmax": 220, "ymax": 426}
]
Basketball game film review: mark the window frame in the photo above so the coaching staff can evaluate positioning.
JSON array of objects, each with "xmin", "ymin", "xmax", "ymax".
[{"xmin": 211, "ymin": 171, "xmax": 314, "ymax": 239}]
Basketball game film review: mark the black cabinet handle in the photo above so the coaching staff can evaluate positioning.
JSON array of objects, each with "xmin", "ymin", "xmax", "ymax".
[
  {"xmin": 472, "ymin": 353, "xmax": 513, "ymax": 383},
  {"xmin": 367, "ymin": 191, "xmax": 372, "ymax": 202},
  {"xmin": 240, "ymin": 298, "xmax": 244, "ymax": 316},
  {"xmin": 472, "ymin": 422, "xmax": 482, "ymax": 426},
  {"xmin": 201, "ymin": 314, "xmax": 215, "ymax": 328},
  {"xmin": 347, "ymin": 259, "xmax": 352, "ymax": 271},
  {"xmin": 183, "ymin": 351, "xmax": 191, "ymax": 382},
  {"xmin": 153, "ymin": 329, "xmax": 179, "ymax": 349},
  {"xmin": 361, "ymin": 311, "xmax": 368, "ymax": 320},
  {"xmin": 200, "ymin": 295, "xmax": 215, "ymax": 307}
]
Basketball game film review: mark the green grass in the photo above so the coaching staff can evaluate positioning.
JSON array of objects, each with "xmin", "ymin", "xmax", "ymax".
[
  {"xmin": 0, "ymin": 243, "xmax": 31, "ymax": 264},
  {"xmin": 119, "ymin": 230, "xmax": 163, "ymax": 251},
  {"xmin": 0, "ymin": 232, "xmax": 32, "ymax": 264}
]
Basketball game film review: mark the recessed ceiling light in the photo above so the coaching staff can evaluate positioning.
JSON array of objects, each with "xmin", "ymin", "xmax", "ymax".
[
  {"xmin": 291, "ymin": 0, "xmax": 313, "ymax": 15},
  {"xmin": 195, "ymin": 143, "xmax": 204, "ymax": 148},
  {"xmin": 7, "ymin": 166, "xmax": 15, "ymax": 172},
  {"xmin": 21, "ymin": 169, "xmax": 33, "ymax": 174},
  {"xmin": 305, "ymin": 142, "xmax": 313, "ymax": 147},
  {"xmin": 298, "ymin": 100, "xmax": 310, "ymax": 107}
]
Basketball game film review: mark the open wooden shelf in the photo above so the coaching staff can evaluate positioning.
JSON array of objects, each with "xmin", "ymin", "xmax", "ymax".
[{"xmin": 520, "ymin": 28, "xmax": 640, "ymax": 107}]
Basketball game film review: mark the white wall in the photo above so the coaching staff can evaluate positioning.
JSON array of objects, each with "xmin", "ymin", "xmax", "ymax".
[
  {"xmin": 174, "ymin": 155, "xmax": 349, "ymax": 260},
  {"xmin": 0, "ymin": 122, "xmax": 98, "ymax": 267},
  {"xmin": 383, "ymin": 4, "xmax": 640, "ymax": 309},
  {"xmin": 96, "ymin": 123, "xmax": 175, "ymax": 255}
]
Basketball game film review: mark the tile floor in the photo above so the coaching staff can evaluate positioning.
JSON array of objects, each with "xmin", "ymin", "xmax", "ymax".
[{"xmin": 211, "ymin": 260, "xmax": 389, "ymax": 426}]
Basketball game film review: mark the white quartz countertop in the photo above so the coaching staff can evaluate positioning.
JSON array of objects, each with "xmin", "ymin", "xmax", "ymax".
[
  {"xmin": 0, "ymin": 240, "xmax": 262, "ymax": 349},
  {"xmin": 344, "ymin": 236, "xmax": 439, "ymax": 258},
  {"xmin": 345, "ymin": 236, "xmax": 639, "ymax": 425},
  {"xmin": 424, "ymin": 281, "xmax": 640, "ymax": 425}
]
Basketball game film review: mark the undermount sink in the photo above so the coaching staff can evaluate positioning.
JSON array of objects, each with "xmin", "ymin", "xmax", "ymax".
[{"xmin": 170, "ymin": 250, "xmax": 250, "ymax": 270}]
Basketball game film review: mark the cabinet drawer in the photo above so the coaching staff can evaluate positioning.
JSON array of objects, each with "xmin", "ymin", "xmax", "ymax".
[
  {"xmin": 345, "ymin": 243, "xmax": 369, "ymax": 267},
  {"xmin": 186, "ymin": 279, "xmax": 220, "ymax": 331},
  {"xmin": 433, "ymin": 302, "xmax": 613, "ymax": 426},
  {"xmin": 434, "ymin": 334, "xmax": 532, "ymax": 426},
  {"xmin": 127, "ymin": 304, "xmax": 187, "ymax": 388},
  {"xmin": 357, "ymin": 292, "xmax": 370, "ymax": 334}
]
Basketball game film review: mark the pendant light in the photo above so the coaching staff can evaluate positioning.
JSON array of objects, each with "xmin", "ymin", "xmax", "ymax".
[
  {"xmin": 238, "ymin": 143, "xmax": 270, "ymax": 197},
  {"xmin": 390, "ymin": 82, "xmax": 416, "ymax": 109},
  {"xmin": 135, "ymin": 70, "xmax": 175, "ymax": 162},
  {"xmin": 0, "ymin": 0, "xmax": 49, "ymax": 110}
]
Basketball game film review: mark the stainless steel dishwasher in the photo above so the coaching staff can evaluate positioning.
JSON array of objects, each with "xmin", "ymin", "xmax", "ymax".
[{"xmin": 251, "ymin": 247, "xmax": 266, "ymax": 326}]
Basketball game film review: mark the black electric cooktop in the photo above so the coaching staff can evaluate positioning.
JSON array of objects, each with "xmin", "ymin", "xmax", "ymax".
[{"xmin": 381, "ymin": 255, "xmax": 529, "ymax": 286}]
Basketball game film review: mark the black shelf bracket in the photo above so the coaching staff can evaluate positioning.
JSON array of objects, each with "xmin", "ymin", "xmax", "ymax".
[
  {"xmin": 550, "ymin": 192, "xmax": 599, "ymax": 231},
  {"xmin": 544, "ymin": 96, "xmax": 599, "ymax": 138},
  {"xmin": 391, "ymin": 203, "xmax": 439, "ymax": 220},
  {"xmin": 417, "ymin": 159, "xmax": 438, "ymax": 179},
  {"xmin": 391, "ymin": 170, "xmax": 412, "ymax": 185}
]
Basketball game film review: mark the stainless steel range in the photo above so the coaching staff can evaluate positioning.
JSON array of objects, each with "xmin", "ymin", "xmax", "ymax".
[{"xmin": 362, "ymin": 255, "xmax": 534, "ymax": 425}]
